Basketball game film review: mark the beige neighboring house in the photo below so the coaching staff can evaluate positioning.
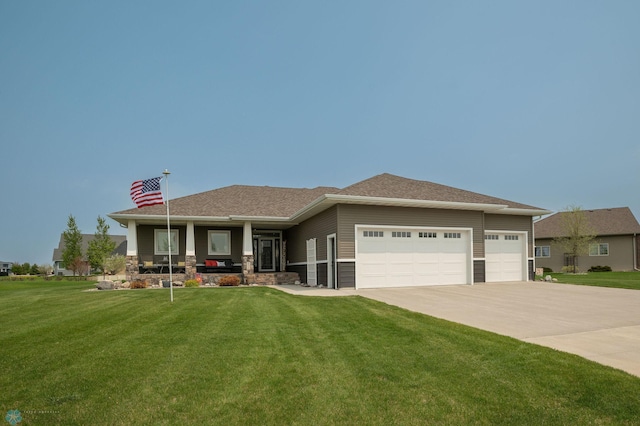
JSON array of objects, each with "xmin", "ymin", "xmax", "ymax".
[
  {"xmin": 52, "ymin": 234, "xmax": 127, "ymax": 276},
  {"xmin": 108, "ymin": 173, "xmax": 550, "ymax": 289},
  {"xmin": 534, "ymin": 207, "xmax": 640, "ymax": 272}
]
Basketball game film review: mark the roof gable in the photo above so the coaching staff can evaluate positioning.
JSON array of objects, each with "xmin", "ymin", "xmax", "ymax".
[
  {"xmin": 535, "ymin": 207, "xmax": 640, "ymax": 239},
  {"xmin": 337, "ymin": 173, "xmax": 541, "ymax": 210}
]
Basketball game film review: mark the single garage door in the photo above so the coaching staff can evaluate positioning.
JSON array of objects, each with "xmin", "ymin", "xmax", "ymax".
[
  {"xmin": 485, "ymin": 232, "xmax": 526, "ymax": 282},
  {"xmin": 356, "ymin": 227, "xmax": 471, "ymax": 289}
]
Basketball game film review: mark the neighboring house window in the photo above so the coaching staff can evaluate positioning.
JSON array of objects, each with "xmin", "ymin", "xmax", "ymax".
[
  {"xmin": 444, "ymin": 233, "xmax": 461, "ymax": 239},
  {"xmin": 419, "ymin": 232, "xmax": 437, "ymax": 238},
  {"xmin": 535, "ymin": 246, "xmax": 550, "ymax": 258},
  {"xmin": 392, "ymin": 231, "xmax": 411, "ymax": 238},
  {"xmin": 485, "ymin": 234, "xmax": 498, "ymax": 240},
  {"xmin": 155, "ymin": 229, "xmax": 179, "ymax": 255},
  {"xmin": 208, "ymin": 231, "xmax": 231, "ymax": 255},
  {"xmin": 363, "ymin": 231, "xmax": 384, "ymax": 238},
  {"xmin": 589, "ymin": 243, "xmax": 609, "ymax": 256}
]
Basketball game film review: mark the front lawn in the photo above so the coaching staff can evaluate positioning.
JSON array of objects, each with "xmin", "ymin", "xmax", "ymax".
[
  {"xmin": 549, "ymin": 271, "xmax": 640, "ymax": 290},
  {"xmin": 2, "ymin": 281, "xmax": 640, "ymax": 425}
]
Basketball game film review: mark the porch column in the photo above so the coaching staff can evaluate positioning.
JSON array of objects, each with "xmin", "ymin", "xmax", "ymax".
[
  {"xmin": 125, "ymin": 220, "xmax": 139, "ymax": 277},
  {"xmin": 185, "ymin": 221, "xmax": 196, "ymax": 278},
  {"xmin": 242, "ymin": 221, "xmax": 254, "ymax": 278}
]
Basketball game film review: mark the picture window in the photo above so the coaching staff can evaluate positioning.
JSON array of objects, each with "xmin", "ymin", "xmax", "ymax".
[{"xmin": 208, "ymin": 230, "xmax": 231, "ymax": 255}]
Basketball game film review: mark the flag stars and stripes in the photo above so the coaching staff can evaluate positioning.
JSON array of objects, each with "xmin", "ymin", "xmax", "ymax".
[{"xmin": 130, "ymin": 177, "xmax": 164, "ymax": 208}]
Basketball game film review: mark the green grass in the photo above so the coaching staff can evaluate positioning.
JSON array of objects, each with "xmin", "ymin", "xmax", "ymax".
[
  {"xmin": 2, "ymin": 281, "xmax": 640, "ymax": 425},
  {"xmin": 548, "ymin": 271, "xmax": 640, "ymax": 290}
]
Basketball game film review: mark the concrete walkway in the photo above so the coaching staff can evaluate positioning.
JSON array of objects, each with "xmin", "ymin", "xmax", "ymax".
[{"xmin": 271, "ymin": 282, "xmax": 640, "ymax": 377}]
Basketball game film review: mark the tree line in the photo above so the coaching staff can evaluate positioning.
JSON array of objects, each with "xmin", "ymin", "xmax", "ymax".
[{"xmin": 62, "ymin": 215, "xmax": 126, "ymax": 277}]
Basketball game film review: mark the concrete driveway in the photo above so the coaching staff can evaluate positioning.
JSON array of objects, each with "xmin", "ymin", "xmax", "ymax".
[{"xmin": 274, "ymin": 282, "xmax": 640, "ymax": 377}]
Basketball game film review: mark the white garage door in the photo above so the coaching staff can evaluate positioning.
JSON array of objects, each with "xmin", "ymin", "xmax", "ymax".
[
  {"xmin": 356, "ymin": 227, "xmax": 470, "ymax": 289},
  {"xmin": 485, "ymin": 232, "xmax": 526, "ymax": 282}
]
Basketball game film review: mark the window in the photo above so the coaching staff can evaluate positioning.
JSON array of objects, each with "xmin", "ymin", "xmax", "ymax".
[
  {"xmin": 535, "ymin": 246, "xmax": 550, "ymax": 258},
  {"xmin": 363, "ymin": 231, "xmax": 384, "ymax": 238},
  {"xmin": 485, "ymin": 234, "xmax": 499, "ymax": 240},
  {"xmin": 505, "ymin": 235, "xmax": 519, "ymax": 241},
  {"xmin": 444, "ymin": 232, "xmax": 461, "ymax": 239},
  {"xmin": 154, "ymin": 229, "xmax": 179, "ymax": 255},
  {"xmin": 208, "ymin": 231, "xmax": 231, "ymax": 255},
  {"xmin": 589, "ymin": 243, "xmax": 609, "ymax": 256},
  {"xmin": 419, "ymin": 232, "xmax": 437, "ymax": 238},
  {"xmin": 392, "ymin": 231, "xmax": 411, "ymax": 238}
]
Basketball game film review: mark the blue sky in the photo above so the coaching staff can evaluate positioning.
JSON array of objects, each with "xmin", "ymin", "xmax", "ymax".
[{"xmin": 1, "ymin": 1, "xmax": 639, "ymax": 265}]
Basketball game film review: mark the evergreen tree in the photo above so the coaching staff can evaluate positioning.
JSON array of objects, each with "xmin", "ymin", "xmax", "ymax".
[
  {"xmin": 62, "ymin": 214, "xmax": 83, "ymax": 276},
  {"xmin": 87, "ymin": 216, "xmax": 116, "ymax": 278}
]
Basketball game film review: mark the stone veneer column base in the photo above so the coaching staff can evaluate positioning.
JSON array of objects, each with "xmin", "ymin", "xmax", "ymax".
[
  {"xmin": 242, "ymin": 255, "xmax": 255, "ymax": 283},
  {"xmin": 126, "ymin": 255, "xmax": 139, "ymax": 279},
  {"xmin": 185, "ymin": 254, "xmax": 197, "ymax": 279}
]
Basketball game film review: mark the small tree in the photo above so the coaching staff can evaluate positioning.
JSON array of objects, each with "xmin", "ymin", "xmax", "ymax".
[
  {"xmin": 87, "ymin": 216, "xmax": 116, "ymax": 278},
  {"xmin": 104, "ymin": 254, "xmax": 126, "ymax": 275},
  {"xmin": 553, "ymin": 205, "xmax": 597, "ymax": 273},
  {"xmin": 62, "ymin": 215, "xmax": 83, "ymax": 276}
]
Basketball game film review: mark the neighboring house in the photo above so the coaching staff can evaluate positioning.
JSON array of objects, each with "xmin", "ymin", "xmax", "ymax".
[
  {"xmin": 108, "ymin": 173, "xmax": 549, "ymax": 289},
  {"xmin": 534, "ymin": 207, "xmax": 640, "ymax": 272},
  {"xmin": 0, "ymin": 261, "xmax": 12, "ymax": 276},
  {"xmin": 52, "ymin": 234, "xmax": 127, "ymax": 276}
]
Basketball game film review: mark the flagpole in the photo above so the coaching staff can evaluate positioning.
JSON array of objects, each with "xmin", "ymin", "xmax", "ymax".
[{"xmin": 163, "ymin": 169, "xmax": 174, "ymax": 303}]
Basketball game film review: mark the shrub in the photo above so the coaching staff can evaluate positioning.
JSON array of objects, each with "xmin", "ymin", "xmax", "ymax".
[
  {"xmin": 130, "ymin": 280, "xmax": 147, "ymax": 289},
  {"xmin": 543, "ymin": 267, "xmax": 553, "ymax": 273},
  {"xmin": 218, "ymin": 275, "xmax": 241, "ymax": 286},
  {"xmin": 588, "ymin": 265, "xmax": 612, "ymax": 272},
  {"xmin": 184, "ymin": 279, "xmax": 200, "ymax": 288}
]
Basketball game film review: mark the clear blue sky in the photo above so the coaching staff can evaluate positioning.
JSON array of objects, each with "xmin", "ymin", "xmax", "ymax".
[{"xmin": 1, "ymin": 1, "xmax": 639, "ymax": 266}]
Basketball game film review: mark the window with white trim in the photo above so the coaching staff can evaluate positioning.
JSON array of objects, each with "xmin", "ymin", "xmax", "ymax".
[
  {"xmin": 392, "ymin": 231, "xmax": 411, "ymax": 238},
  {"xmin": 444, "ymin": 232, "xmax": 461, "ymax": 239},
  {"xmin": 535, "ymin": 246, "xmax": 550, "ymax": 258},
  {"xmin": 363, "ymin": 231, "xmax": 384, "ymax": 238},
  {"xmin": 208, "ymin": 230, "xmax": 231, "ymax": 255},
  {"xmin": 589, "ymin": 243, "xmax": 609, "ymax": 256},
  {"xmin": 485, "ymin": 234, "xmax": 499, "ymax": 240},
  {"xmin": 419, "ymin": 232, "xmax": 437, "ymax": 238},
  {"xmin": 155, "ymin": 229, "xmax": 179, "ymax": 255}
]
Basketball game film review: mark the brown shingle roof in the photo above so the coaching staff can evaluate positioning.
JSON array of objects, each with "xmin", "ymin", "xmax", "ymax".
[
  {"xmin": 110, "ymin": 173, "xmax": 546, "ymax": 219},
  {"xmin": 535, "ymin": 207, "xmax": 640, "ymax": 239},
  {"xmin": 338, "ymin": 173, "xmax": 541, "ymax": 210},
  {"xmin": 113, "ymin": 185, "xmax": 339, "ymax": 218}
]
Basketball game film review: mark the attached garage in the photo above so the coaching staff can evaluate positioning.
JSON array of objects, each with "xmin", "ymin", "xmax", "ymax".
[
  {"xmin": 355, "ymin": 226, "xmax": 473, "ymax": 289},
  {"xmin": 484, "ymin": 231, "xmax": 527, "ymax": 282}
]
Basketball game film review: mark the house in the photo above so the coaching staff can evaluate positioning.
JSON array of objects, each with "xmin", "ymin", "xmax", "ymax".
[
  {"xmin": 0, "ymin": 261, "xmax": 12, "ymax": 276},
  {"xmin": 52, "ymin": 234, "xmax": 127, "ymax": 276},
  {"xmin": 107, "ymin": 173, "xmax": 550, "ymax": 289},
  {"xmin": 534, "ymin": 207, "xmax": 640, "ymax": 272}
]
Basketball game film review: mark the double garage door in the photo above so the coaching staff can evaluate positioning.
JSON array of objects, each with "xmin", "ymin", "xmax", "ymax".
[
  {"xmin": 356, "ymin": 227, "xmax": 471, "ymax": 289},
  {"xmin": 356, "ymin": 227, "xmax": 526, "ymax": 289}
]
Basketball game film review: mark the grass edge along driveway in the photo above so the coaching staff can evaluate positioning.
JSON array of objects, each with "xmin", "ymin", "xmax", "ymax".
[{"xmin": 1, "ymin": 281, "xmax": 640, "ymax": 425}]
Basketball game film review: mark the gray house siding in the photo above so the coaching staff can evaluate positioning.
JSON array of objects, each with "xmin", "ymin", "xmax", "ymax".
[
  {"xmin": 536, "ymin": 235, "xmax": 638, "ymax": 272},
  {"xmin": 137, "ymin": 225, "xmax": 187, "ymax": 261},
  {"xmin": 336, "ymin": 204, "xmax": 485, "ymax": 258},
  {"xmin": 193, "ymin": 226, "xmax": 242, "ymax": 264},
  {"xmin": 484, "ymin": 214, "xmax": 534, "ymax": 255},
  {"xmin": 285, "ymin": 206, "xmax": 338, "ymax": 286}
]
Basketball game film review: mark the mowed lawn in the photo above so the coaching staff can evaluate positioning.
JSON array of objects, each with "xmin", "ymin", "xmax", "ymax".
[
  {"xmin": 549, "ymin": 271, "xmax": 640, "ymax": 290},
  {"xmin": 2, "ymin": 281, "xmax": 640, "ymax": 425}
]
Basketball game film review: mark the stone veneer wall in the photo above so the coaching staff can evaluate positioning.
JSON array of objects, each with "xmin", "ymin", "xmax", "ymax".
[{"xmin": 126, "ymin": 255, "xmax": 139, "ymax": 278}]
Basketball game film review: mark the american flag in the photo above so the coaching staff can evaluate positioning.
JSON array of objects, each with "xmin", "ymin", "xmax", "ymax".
[{"xmin": 130, "ymin": 177, "xmax": 164, "ymax": 208}]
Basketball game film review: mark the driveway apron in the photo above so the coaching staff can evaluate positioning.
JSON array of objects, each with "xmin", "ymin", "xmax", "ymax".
[{"xmin": 356, "ymin": 282, "xmax": 640, "ymax": 377}]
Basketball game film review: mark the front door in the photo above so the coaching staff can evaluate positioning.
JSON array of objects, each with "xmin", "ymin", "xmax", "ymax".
[{"xmin": 259, "ymin": 238, "xmax": 276, "ymax": 272}]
